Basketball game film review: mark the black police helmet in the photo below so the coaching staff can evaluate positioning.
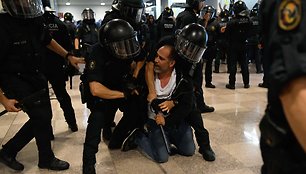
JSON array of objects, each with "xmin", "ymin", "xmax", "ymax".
[
  {"xmin": 112, "ymin": 0, "xmax": 145, "ymax": 24},
  {"xmin": 233, "ymin": 0, "xmax": 248, "ymax": 16},
  {"xmin": 219, "ymin": 9, "xmax": 230, "ymax": 18},
  {"xmin": 175, "ymin": 23, "xmax": 207, "ymax": 63},
  {"xmin": 200, "ymin": 5, "xmax": 216, "ymax": 19},
  {"xmin": 99, "ymin": 19, "xmax": 140, "ymax": 60},
  {"xmin": 82, "ymin": 8, "xmax": 95, "ymax": 20},
  {"xmin": 162, "ymin": 7, "xmax": 174, "ymax": 18},
  {"xmin": 64, "ymin": 12, "xmax": 73, "ymax": 21},
  {"xmin": 1, "ymin": 0, "xmax": 44, "ymax": 18}
]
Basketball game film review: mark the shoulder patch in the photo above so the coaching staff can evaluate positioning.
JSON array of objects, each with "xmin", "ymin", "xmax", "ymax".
[
  {"xmin": 278, "ymin": 0, "xmax": 302, "ymax": 31},
  {"xmin": 88, "ymin": 60, "xmax": 96, "ymax": 70}
]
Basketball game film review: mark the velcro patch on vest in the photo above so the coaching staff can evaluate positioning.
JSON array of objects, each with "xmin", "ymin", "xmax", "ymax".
[{"xmin": 278, "ymin": 0, "xmax": 302, "ymax": 31}]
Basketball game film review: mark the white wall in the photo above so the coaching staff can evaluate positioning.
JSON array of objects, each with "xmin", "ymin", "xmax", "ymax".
[{"xmin": 57, "ymin": 5, "xmax": 112, "ymax": 21}]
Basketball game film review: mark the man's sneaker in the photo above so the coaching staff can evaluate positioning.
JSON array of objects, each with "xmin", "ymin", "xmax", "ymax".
[
  {"xmin": 199, "ymin": 146, "xmax": 215, "ymax": 161},
  {"xmin": 69, "ymin": 123, "xmax": 78, "ymax": 132},
  {"xmin": 226, "ymin": 84, "xmax": 235, "ymax": 90},
  {"xmin": 244, "ymin": 84, "xmax": 250, "ymax": 88},
  {"xmin": 0, "ymin": 149, "xmax": 24, "ymax": 171},
  {"xmin": 38, "ymin": 157, "xmax": 69, "ymax": 171},
  {"xmin": 199, "ymin": 105, "xmax": 215, "ymax": 113},
  {"xmin": 83, "ymin": 164, "xmax": 96, "ymax": 174},
  {"xmin": 121, "ymin": 128, "xmax": 139, "ymax": 152},
  {"xmin": 205, "ymin": 83, "xmax": 216, "ymax": 88}
]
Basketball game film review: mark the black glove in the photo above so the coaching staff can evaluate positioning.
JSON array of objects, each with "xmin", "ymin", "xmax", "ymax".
[
  {"xmin": 72, "ymin": 49, "xmax": 81, "ymax": 57},
  {"xmin": 150, "ymin": 98, "xmax": 167, "ymax": 115},
  {"xmin": 122, "ymin": 74, "xmax": 138, "ymax": 99}
]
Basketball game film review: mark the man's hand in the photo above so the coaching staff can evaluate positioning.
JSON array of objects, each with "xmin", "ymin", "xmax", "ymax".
[
  {"xmin": 2, "ymin": 99, "xmax": 20, "ymax": 112},
  {"xmin": 159, "ymin": 100, "xmax": 175, "ymax": 113},
  {"xmin": 147, "ymin": 92, "xmax": 157, "ymax": 102},
  {"xmin": 155, "ymin": 114, "xmax": 165, "ymax": 126},
  {"xmin": 67, "ymin": 55, "xmax": 85, "ymax": 69}
]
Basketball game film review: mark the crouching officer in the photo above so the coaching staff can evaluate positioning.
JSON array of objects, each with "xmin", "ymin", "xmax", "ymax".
[
  {"xmin": 82, "ymin": 19, "xmax": 145, "ymax": 174},
  {"xmin": 0, "ymin": 0, "xmax": 84, "ymax": 171},
  {"xmin": 259, "ymin": 0, "xmax": 306, "ymax": 173}
]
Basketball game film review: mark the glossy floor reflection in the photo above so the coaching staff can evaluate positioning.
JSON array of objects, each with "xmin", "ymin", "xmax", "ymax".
[{"xmin": 0, "ymin": 64, "xmax": 266, "ymax": 174}]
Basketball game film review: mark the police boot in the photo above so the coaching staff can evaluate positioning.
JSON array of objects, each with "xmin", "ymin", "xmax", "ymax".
[
  {"xmin": 38, "ymin": 157, "xmax": 69, "ymax": 170},
  {"xmin": 213, "ymin": 65, "xmax": 219, "ymax": 73},
  {"xmin": 199, "ymin": 146, "xmax": 215, "ymax": 162},
  {"xmin": 68, "ymin": 123, "xmax": 78, "ymax": 132},
  {"xmin": 0, "ymin": 149, "xmax": 24, "ymax": 171}
]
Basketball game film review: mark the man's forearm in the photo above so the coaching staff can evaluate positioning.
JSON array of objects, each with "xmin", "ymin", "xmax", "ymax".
[
  {"xmin": 89, "ymin": 81, "xmax": 124, "ymax": 99},
  {"xmin": 145, "ymin": 62, "xmax": 155, "ymax": 94},
  {"xmin": 0, "ymin": 88, "xmax": 6, "ymax": 104},
  {"xmin": 46, "ymin": 39, "xmax": 69, "ymax": 59}
]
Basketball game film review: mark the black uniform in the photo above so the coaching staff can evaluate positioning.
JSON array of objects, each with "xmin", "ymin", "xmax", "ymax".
[
  {"xmin": 202, "ymin": 17, "xmax": 218, "ymax": 86},
  {"xmin": 225, "ymin": 15, "xmax": 252, "ymax": 88},
  {"xmin": 215, "ymin": 17, "xmax": 229, "ymax": 72},
  {"xmin": 75, "ymin": 21, "xmax": 99, "ymax": 58},
  {"xmin": 64, "ymin": 20, "xmax": 76, "ymax": 48},
  {"xmin": 82, "ymin": 44, "xmax": 146, "ymax": 165},
  {"xmin": 259, "ymin": 0, "xmax": 306, "ymax": 173},
  {"xmin": 247, "ymin": 14, "xmax": 262, "ymax": 73},
  {"xmin": 0, "ymin": 13, "xmax": 55, "ymax": 166},
  {"xmin": 176, "ymin": 7, "xmax": 213, "ymax": 112},
  {"xmin": 156, "ymin": 16, "xmax": 176, "ymax": 41},
  {"xmin": 42, "ymin": 12, "xmax": 77, "ymax": 131}
]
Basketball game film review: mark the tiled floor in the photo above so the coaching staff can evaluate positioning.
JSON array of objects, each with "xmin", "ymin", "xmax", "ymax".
[{"xmin": 0, "ymin": 64, "xmax": 266, "ymax": 174}]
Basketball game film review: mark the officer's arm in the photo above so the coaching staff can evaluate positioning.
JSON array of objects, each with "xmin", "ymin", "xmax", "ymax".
[
  {"xmin": 280, "ymin": 76, "xmax": 306, "ymax": 152},
  {"xmin": 0, "ymin": 88, "xmax": 20, "ymax": 112},
  {"xmin": 89, "ymin": 81, "xmax": 124, "ymax": 99},
  {"xmin": 145, "ymin": 62, "xmax": 157, "ymax": 102},
  {"xmin": 46, "ymin": 39, "xmax": 85, "ymax": 69},
  {"xmin": 133, "ymin": 59, "xmax": 145, "ymax": 78},
  {"xmin": 74, "ymin": 38, "xmax": 80, "ymax": 50}
]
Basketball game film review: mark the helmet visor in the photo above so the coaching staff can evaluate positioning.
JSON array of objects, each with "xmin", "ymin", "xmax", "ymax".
[
  {"xmin": 175, "ymin": 35, "xmax": 206, "ymax": 63},
  {"xmin": 108, "ymin": 34, "xmax": 141, "ymax": 60},
  {"xmin": 82, "ymin": 11, "xmax": 94, "ymax": 20},
  {"xmin": 2, "ymin": 0, "xmax": 44, "ymax": 18},
  {"xmin": 121, "ymin": 6, "xmax": 144, "ymax": 23}
]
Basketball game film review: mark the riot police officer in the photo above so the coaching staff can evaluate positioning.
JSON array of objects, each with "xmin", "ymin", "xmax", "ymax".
[
  {"xmin": 199, "ymin": 5, "xmax": 218, "ymax": 88},
  {"xmin": 75, "ymin": 8, "xmax": 99, "ymax": 59},
  {"xmin": 82, "ymin": 19, "xmax": 145, "ymax": 174},
  {"xmin": 247, "ymin": 3, "xmax": 262, "ymax": 74},
  {"xmin": 260, "ymin": 0, "xmax": 306, "ymax": 173},
  {"xmin": 223, "ymin": 0, "xmax": 252, "ymax": 89},
  {"xmin": 42, "ymin": 5, "xmax": 78, "ymax": 132},
  {"xmin": 100, "ymin": 0, "xmax": 147, "ymax": 141},
  {"xmin": 214, "ymin": 8, "xmax": 230, "ymax": 73},
  {"xmin": 156, "ymin": 7, "xmax": 176, "ymax": 41},
  {"xmin": 175, "ymin": 0, "xmax": 214, "ymax": 113},
  {"xmin": 0, "ymin": 0, "xmax": 83, "ymax": 171},
  {"xmin": 64, "ymin": 12, "xmax": 76, "ymax": 48}
]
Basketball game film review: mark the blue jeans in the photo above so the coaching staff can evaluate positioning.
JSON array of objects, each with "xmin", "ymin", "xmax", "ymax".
[{"xmin": 136, "ymin": 119, "xmax": 195, "ymax": 163}]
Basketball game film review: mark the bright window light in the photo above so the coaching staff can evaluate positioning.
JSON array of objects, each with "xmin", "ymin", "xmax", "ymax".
[{"xmin": 101, "ymin": 2, "xmax": 105, "ymax": 5}]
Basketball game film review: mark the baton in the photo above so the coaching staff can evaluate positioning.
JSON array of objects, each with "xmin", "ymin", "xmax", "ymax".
[
  {"xmin": 159, "ymin": 125, "xmax": 171, "ymax": 154},
  {"xmin": 0, "ymin": 89, "xmax": 46, "ymax": 117}
]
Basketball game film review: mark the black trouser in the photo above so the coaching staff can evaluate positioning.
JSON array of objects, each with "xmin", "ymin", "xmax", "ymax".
[
  {"xmin": 186, "ymin": 109, "xmax": 210, "ymax": 151},
  {"xmin": 45, "ymin": 72, "xmax": 76, "ymax": 126},
  {"xmin": 228, "ymin": 44, "xmax": 249, "ymax": 85},
  {"xmin": 247, "ymin": 44, "xmax": 262, "ymax": 72},
  {"xmin": 193, "ymin": 60, "xmax": 207, "ymax": 108},
  {"xmin": 203, "ymin": 45, "xmax": 217, "ymax": 84},
  {"xmin": 0, "ymin": 74, "xmax": 55, "ymax": 165},
  {"xmin": 83, "ymin": 97, "xmax": 146, "ymax": 165}
]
